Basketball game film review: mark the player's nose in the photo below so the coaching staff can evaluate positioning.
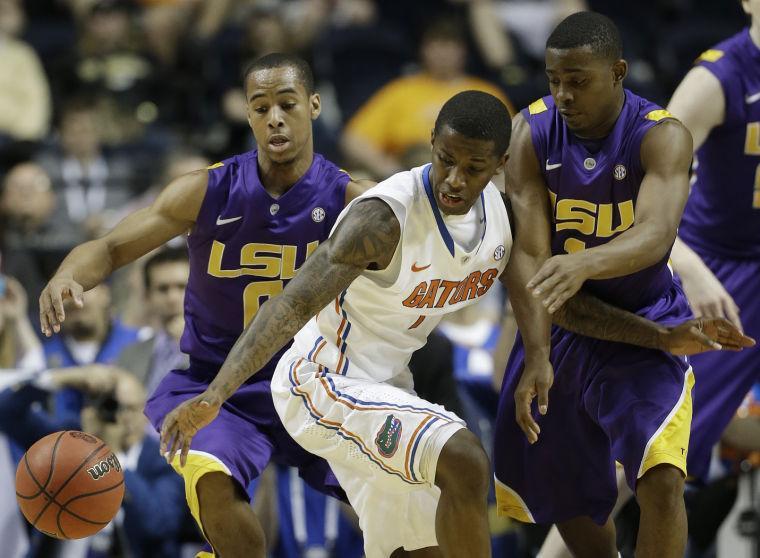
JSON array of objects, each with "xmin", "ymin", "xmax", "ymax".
[{"xmin": 446, "ymin": 166, "xmax": 466, "ymax": 191}]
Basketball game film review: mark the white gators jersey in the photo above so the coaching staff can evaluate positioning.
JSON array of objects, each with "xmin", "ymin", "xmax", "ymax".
[{"xmin": 291, "ymin": 164, "xmax": 512, "ymax": 389}]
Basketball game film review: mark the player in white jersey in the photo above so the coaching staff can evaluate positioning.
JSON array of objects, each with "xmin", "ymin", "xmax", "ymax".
[{"xmin": 158, "ymin": 90, "xmax": 745, "ymax": 558}]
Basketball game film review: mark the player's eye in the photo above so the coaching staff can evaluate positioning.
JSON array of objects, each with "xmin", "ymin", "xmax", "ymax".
[
  {"xmin": 438, "ymin": 153, "xmax": 455, "ymax": 166},
  {"xmin": 254, "ymin": 106, "xmax": 268, "ymax": 114},
  {"xmin": 282, "ymin": 102, "xmax": 296, "ymax": 110}
]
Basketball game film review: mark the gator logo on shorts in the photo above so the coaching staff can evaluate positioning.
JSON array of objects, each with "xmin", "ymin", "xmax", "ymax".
[{"xmin": 375, "ymin": 414, "xmax": 403, "ymax": 458}]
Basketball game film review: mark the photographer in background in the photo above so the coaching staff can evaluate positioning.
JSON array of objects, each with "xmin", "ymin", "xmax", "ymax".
[{"xmin": 0, "ymin": 366, "xmax": 188, "ymax": 558}]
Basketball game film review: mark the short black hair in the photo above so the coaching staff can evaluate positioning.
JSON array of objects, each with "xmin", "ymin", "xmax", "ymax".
[
  {"xmin": 243, "ymin": 53, "xmax": 314, "ymax": 94},
  {"xmin": 434, "ymin": 91, "xmax": 511, "ymax": 155},
  {"xmin": 546, "ymin": 11, "xmax": 622, "ymax": 61},
  {"xmin": 143, "ymin": 246, "xmax": 189, "ymax": 291}
]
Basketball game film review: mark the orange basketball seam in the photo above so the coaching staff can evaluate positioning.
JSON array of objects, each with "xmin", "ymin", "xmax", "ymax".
[{"xmin": 30, "ymin": 435, "xmax": 107, "ymax": 529}]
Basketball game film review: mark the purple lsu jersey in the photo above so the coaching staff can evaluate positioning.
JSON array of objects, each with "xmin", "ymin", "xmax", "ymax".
[
  {"xmin": 523, "ymin": 90, "xmax": 678, "ymax": 311},
  {"xmin": 181, "ymin": 149, "xmax": 350, "ymax": 376},
  {"xmin": 679, "ymin": 29, "xmax": 760, "ymax": 258}
]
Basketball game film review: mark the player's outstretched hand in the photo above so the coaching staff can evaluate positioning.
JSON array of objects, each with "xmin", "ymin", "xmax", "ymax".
[
  {"xmin": 527, "ymin": 254, "xmax": 589, "ymax": 314},
  {"xmin": 514, "ymin": 358, "xmax": 554, "ymax": 444},
  {"xmin": 160, "ymin": 392, "xmax": 221, "ymax": 467},
  {"xmin": 660, "ymin": 318, "xmax": 756, "ymax": 356},
  {"xmin": 678, "ymin": 261, "xmax": 743, "ymax": 332},
  {"xmin": 39, "ymin": 276, "xmax": 84, "ymax": 337}
]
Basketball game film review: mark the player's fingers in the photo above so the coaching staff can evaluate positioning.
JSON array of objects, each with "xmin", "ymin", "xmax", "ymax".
[
  {"xmin": 546, "ymin": 287, "xmax": 574, "ymax": 314},
  {"xmin": 710, "ymin": 318, "xmax": 754, "ymax": 349},
  {"xmin": 50, "ymin": 289, "xmax": 67, "ymax": 332},
  {"xmin": 723, "ymin": 300, "xmax": 743, "ymax": 333},
  {"xmin": 179, "ymin": 436, "xmax": 193, "ymax": 467},
  {"xmin": 68, "ymin": 283, "xmax": 85, "ymax": 308},
  {"xmin": 166, "ymin": 429, "xmax": 182, "ymax": 466},
  {"xmin": 536, "ymin": 382, "xmax": 550, "ymax": 416},
  {"xmin": 159, "ymin": 415, "xmax": 176, "ymax": 455},
  {"xmin": 39, "ymin": 295, "xmax": 53, "ymax": 337},
  {"xmin": 527, "ymin": 261, "xmax": 558, "ymax": 293},
  {"xmin": 515, "ymin": 393, "xmax": 539, "ymax": 443},
  {"xmin": 690, "ymin": 325, "xmax": 721, "ymax": 351}
]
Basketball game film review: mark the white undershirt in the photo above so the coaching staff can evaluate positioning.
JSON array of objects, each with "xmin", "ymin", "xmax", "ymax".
[
  {"xmin": 441, "ymin": 196, "xmax": 485, "ymax": 252},
  {"xmin": 63, "ymin": 339, "xmax": 100, "ymax": 365}
]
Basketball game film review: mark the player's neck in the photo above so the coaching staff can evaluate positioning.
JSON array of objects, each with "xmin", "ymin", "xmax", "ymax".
[
  {"xmin": 750, "ymin": 23, "xmax": 760, "ymax": 50},
  {"xmin": 257, "ymin": 146, "xmax": 314, "ymax": 198}
]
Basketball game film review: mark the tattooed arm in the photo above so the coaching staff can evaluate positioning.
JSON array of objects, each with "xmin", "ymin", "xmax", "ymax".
[
  {"xmin": 556, "ymin": 290, "xmax": 754, "ymax": 355},
  {"xmin": 160, "ymin": 198, "xmax": 401, "ymax": 465}
]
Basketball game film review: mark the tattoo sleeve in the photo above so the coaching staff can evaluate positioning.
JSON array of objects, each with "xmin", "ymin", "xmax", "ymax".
[
  {"xmin": 206, "ymin": 198, "xmax": 401, "ymax": 401},
  {"xmin": 555, "ymin": 290, "xmax": 667, "ymax": 349}
]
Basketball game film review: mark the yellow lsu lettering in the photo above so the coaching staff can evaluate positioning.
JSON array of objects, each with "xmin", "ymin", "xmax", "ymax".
[
  {"xmin": 208, "ymin": 241, "xmax": 319, "ymax": 279},
  {"xmin": 207, "ymin": 240, "xmax": 320, "ymax": 326},
  {"xmin": 554, "ymin": 198, "xmax": 634, "ymax": 238},
  {"xmin": 744, "ymin": 123, "xmax": 760, "ymax": 208},
  {"xmin": 402, "ymin": 269, "xmax": 499, "ymax": 309}
]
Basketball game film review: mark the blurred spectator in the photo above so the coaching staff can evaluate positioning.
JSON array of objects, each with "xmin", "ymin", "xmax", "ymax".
[
  {"xmin": 313, "ymin": 0, "xmax": 410, "ymax": 122},
  {"xmin": 0, "ymin": 275, "xmax": 44, "ymax": 558},
  {"xmin": 0, "ymin": 0, "xmax": 52, "ymax": 147},
  {"xmin": 273, "ymin": 463, "xmax": 364, "ymax": 558},
  {"xmin": 0, "ymin": 367, "xmax": 189, "ymax": 557},
  {"xmin": 341, "ymin": 17, "xmax": 513, "ymax": 179},
  {"xmin": 116, "ymin": 247, "xmax": 189, "ymax": 396},
  {"xmin": 36, "ymin": 99, "xmax": 139, "ymax": 242},
  {"xmin": 0, "ymin": 162, "xmax": 67, "ymax": 312},
  {"xmin": 42, "ymin": 283, "xmax": 140, "ymax": 428},
  {"xmin": 50, "ymin": 0, "xmax": 161, "ymax": 147}
]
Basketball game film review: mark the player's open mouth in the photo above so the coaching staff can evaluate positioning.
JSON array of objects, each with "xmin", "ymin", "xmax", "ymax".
[
  {"xmin": 268, "ymin": 135, "xmax": 290, "ymax": 152},
  {"xmin": 439, "ymin": 191, "xmax": 465, "ymax": 208}
]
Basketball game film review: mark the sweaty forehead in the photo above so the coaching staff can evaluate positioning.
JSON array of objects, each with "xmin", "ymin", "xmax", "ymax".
[
  {"xmin": 546, "ymin": 46, "xmax": 610, "ymax": 73},
  {"xmin": 246, "ymin": 66, "xmax": 306, "ymax": 99}
]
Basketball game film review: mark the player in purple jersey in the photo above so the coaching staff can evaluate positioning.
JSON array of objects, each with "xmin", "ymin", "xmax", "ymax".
[
  {"xmin": 667, "ymin": 0, "xmax": 760, "ymax": 486},
  {"xmin": 38, "ymin": 53, "xmax": 372, "ymax": 557},
  {"xmin": 492, "ymin": 12, "xmax": 752, "ymax": 558}
]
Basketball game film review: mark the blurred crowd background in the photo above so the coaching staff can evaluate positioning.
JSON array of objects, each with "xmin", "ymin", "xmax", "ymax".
[{"xmin": 0, "ymin": 0, "xmax": 757, "ymax": 557}]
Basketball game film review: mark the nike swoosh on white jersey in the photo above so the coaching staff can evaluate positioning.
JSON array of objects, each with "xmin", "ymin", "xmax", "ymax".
[
  {"xmin": 216, "ymin": 215, "xmax": 243, "ymax": 225},
  {"xmin": 545, "ymin": 160, "xmax": 562, "ymax": 170},
  {"xmin": 746, "ymin": 92, "xmax": 760, "ymax": 104}
]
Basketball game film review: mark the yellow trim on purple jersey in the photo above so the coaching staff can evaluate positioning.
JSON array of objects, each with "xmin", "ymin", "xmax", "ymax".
[
  {"xmin": 206, "ymin": 162, "xmax": 224, "ymax": 170},
  {"xmin": 638, "ymin": 368, "xmax": 694, "ymax": 479},
  {"xmin": 495, "ymin": 477, "xmax": 535, "ymax": 523},
  {"xmin": 528, "ymin": 98, "xmax": 548, "ymax": 115},
  {"xmin": 196, "ymin": 552, "xmax": 215, "ymax": 558},
  {"xmin": 696, "ymin": 49, "xmax": 725, "ymax": 63},
  {"xmin": 644, "ymin": 109, "xmax": 676, "ymax": 122}
]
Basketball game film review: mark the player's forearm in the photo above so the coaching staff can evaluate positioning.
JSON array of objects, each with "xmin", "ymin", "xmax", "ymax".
[
  {"xmin": 206, "ymin": 246, "xmax": 365, "ymax": 402},
  {"xmin": 669, "ymin": 236, "xmax": 706, "ymax": 278},
  {"xmin": 54, "ymin": 240, "xmax": 117, "ymax": 290},
  {"xmin": 206, "ymin": 294, "xmax": 321, "ymax": 401},
  {"xmin": 503, "ymin": 249, "xmax": 552, "ymax": 362},
  {"xmin": 578, "ymin": 222, "xmax": 675, "ymax": 280},
  {"xmin": 554, "ymin": 290, "xmax": 666, "ymax": 349}
]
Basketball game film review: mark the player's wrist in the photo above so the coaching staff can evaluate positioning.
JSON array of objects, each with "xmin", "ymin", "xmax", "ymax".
[{"xmin": 655, "ymin": 326, "xmax": 676, "ymax": 351}]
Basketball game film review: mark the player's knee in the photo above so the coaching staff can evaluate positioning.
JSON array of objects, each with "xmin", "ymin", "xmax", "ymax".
[
  {"xmin": 637, "ymin": 464, "xmax": 685, "ymax": 509},
  {"xmin": 436, "ymin": 429, "xmax": 490, "ymax": 497}
]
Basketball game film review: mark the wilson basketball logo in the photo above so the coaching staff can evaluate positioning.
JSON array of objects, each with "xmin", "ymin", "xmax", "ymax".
[
  {"xmin": 375, "ymin": 415, "xmax": 402, "ymax": 458},
  {"xmin": 87, "ymin": 454, "xmax": 123, "ymax": 481}
]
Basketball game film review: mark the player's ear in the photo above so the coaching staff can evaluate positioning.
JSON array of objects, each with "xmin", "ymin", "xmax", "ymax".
[
  {"xmin": 430, "ymin": 128, "xmax": 436, "ymax": 147},
  {"xmin": 310, "ymin": 93, "xmax": 321, "ymax": 120},
  {"xmin": 495, "ymin": 153, "xmax": 509, "ymax": 175},
  {"xmin": 612, "ymin": 59, "xmax": 628, "ymax": 84}
]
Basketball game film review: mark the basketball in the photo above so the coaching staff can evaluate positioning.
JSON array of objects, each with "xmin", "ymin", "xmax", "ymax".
[{"xmin": 15, "ymin": 431, "xmax": 125, "ymax": 539}]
